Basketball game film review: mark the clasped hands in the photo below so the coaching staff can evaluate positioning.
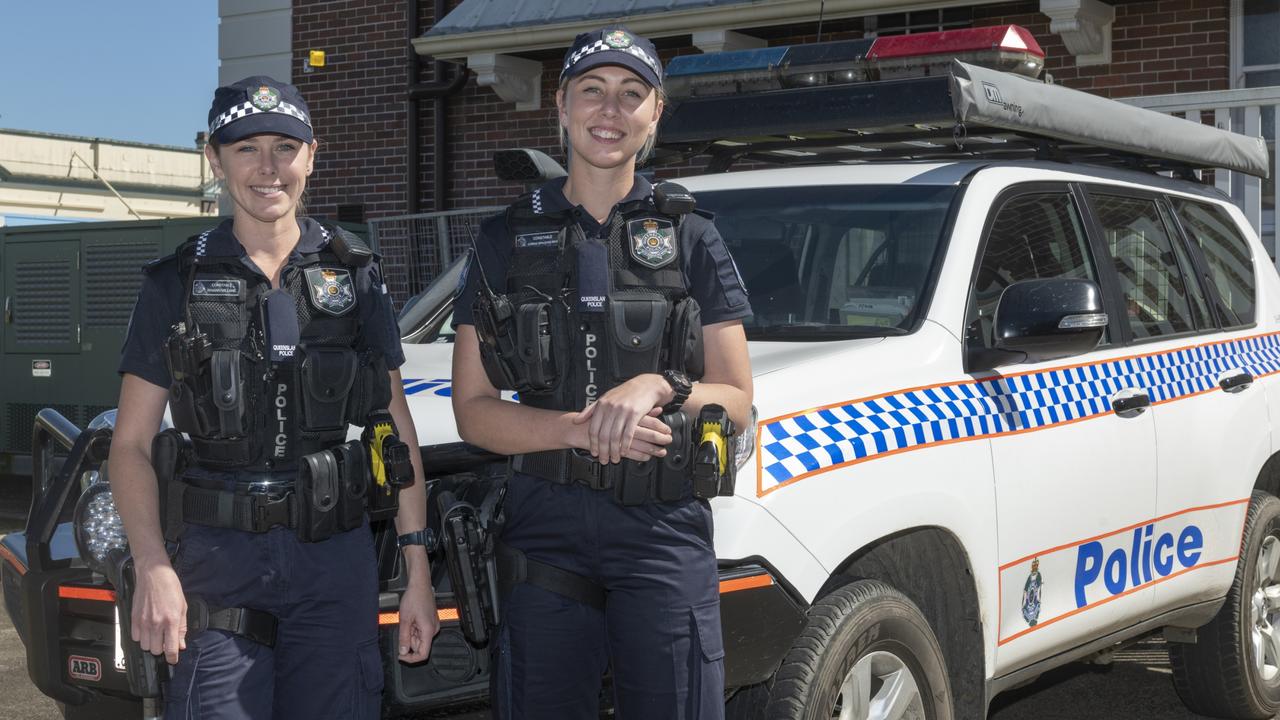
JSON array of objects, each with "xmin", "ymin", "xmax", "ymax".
[{"xmin": 572, "ymin": 374, "xmax": 675, "ymax": 464}]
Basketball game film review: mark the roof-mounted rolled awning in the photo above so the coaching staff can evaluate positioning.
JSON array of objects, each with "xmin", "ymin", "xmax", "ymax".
[{"xmin": 413, "ymin": 0, "xmax": 1011, "ymax": 109}]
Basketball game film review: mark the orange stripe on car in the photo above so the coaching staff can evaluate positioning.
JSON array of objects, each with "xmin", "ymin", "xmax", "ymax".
[
  {"xmin": 719, "ymin": 573, "xmax": 774, "ymax": 594},
  {"xmin": 58, "ymin": 586, "xmax": 116, "ymax": 602},
  {"xmin": 0, "ymin": 544, "xmax": 26, "ymax": 576}
]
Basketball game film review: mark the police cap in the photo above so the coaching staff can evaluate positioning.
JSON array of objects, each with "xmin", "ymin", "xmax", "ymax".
[
  {"xmin": 208, "ymin": 76, "xmax": 313, "ymax": 145},
  {"xmin": 560, "ymin": 27, "xmax": 663, "ymax": 90}
]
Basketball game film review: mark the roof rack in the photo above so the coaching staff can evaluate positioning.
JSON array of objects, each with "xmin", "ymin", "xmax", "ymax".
[{"xmin": 655, "ymin": 59, "xmax": 1270, "ymax": 179}]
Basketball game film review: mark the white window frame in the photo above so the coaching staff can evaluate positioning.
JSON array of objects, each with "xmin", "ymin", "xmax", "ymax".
[{"xmin": 1231, "ymin": 0, "xmax": 1280, "ymax": 88}]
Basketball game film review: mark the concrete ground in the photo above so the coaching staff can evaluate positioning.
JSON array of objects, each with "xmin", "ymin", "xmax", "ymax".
[{"xmin": 0, "ymin": 475, "xmax": 1251, "ymax": 719}]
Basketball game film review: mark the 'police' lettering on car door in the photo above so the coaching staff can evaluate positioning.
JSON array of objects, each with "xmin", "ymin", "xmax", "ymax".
[{"xmin": 1074, "ymin": 523, "xmax": 1203, "ymax": 607}]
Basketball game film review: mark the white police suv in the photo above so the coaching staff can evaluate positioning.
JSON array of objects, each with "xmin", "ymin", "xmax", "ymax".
[
  {"xmin": 4, "ymin": 24, "xmax": 1276, "ymax": 720},
  {"xmin": 396, "ymin": 25, "xmax": 1280, "ymax": 720}
]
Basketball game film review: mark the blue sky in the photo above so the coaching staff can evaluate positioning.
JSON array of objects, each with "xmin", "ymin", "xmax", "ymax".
[{"xmin": 0, "ymin": 2, "xmax": 218, "ymax": 148}]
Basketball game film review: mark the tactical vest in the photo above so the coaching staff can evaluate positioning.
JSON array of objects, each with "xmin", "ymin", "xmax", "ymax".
[
  {"xmin": 162, "ymin": 226, "xmax": 391, "ymax": 471},
  {"xmin": 473, "ymin": 188, "xmax": 704, "ymax": 412}
]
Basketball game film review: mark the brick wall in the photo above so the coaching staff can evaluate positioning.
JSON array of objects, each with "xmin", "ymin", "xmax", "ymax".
[
  {"xmin": 975, "ymin": 0, "xmax": 1229, "ymax": 97},
  {"xmin": 295, "ymin": 0, "xmax": 1234, "ymax": 217}
]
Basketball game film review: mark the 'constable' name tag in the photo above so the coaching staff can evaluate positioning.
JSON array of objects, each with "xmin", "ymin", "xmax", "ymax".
[
  {"xmin": 577, "ymin": 241, "xmax": 608, "ymax": 313},
  {"xmin": 192, "ymin": 278, "xmax": 245, "ymax": 298},
  {"xmin": 515, "ymin": 231, "xmax": 559, "ymax": 249}
]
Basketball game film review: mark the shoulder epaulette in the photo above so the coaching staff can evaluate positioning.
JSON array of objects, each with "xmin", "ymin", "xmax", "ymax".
[{"xmin": 142, "ymin": 252, "xmax": 178, "ymax": 275}]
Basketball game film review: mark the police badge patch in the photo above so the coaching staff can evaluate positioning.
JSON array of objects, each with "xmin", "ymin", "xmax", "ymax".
[
  {"xmin": 1021, "ymin": 557, "xmax": 1043, "ymax": 627},
  {"xmin": 251, "ymin": 85, "xmax": 281, "ymax": 111},
  {"xmin": 604, "ymin": 30, "xmax": 633, "ymax": 48},
  {"xmin": 627, "ymin": 217, "xmax": 676, "ymax": 269},
  {"xmin": 304, "ymin": 267, "xmax": 356, "ymax": 316}
]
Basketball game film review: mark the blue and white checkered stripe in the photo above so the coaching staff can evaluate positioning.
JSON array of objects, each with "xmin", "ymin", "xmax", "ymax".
[
  {"xmin": 403, "ymin": 378, "xmax": 452, "ymax": 397},
  {"xmin": 759, "ymin": 333, "xmax": 1280, "ymax": 490}
]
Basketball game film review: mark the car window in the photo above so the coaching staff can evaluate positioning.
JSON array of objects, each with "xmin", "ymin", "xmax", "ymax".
[
  {"xmin": 966, "ymin": 191, "xmax": 1098, "ymax": 352},
  {"xmin": 1092, "ymin": 194, "xmax": 1200, "ymax": 340},
  {"xmin": 1173, "ymin": 199, "xmax": 1256, "ymax": 327},
  {"xmin": 696, "ymin": 185, "xmax": 958, "ymax": 340},
  {"xmin": 398, "ymin": 255, "xmax": 468, "ymax": 344}
]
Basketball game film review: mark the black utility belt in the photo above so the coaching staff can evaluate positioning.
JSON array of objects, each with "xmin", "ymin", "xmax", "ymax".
[{"xmin": 179, "ymin": 441, "xmax": 371, "ymax": 542}]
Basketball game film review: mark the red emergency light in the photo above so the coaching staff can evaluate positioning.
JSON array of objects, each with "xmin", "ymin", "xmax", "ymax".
[{"xmin": 665, "ymin": 24, "xmax": 1046, "ymax": 99}]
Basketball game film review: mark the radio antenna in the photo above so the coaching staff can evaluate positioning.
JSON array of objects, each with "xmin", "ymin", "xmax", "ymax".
[{"xmin": 816, "ymin": 0, "xmax": 827, "ymax": 42}]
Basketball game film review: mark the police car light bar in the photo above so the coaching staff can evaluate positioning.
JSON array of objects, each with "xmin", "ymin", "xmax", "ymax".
[{"xmin": 665, "ymin": 25, "xmax": 1044, "ymax": 99}]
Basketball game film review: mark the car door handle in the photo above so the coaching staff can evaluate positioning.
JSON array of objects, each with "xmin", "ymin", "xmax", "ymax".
[
  {"xmin": 1111, "ymin": 391, "xmax": 1151, "ymax": 417},
  {"xmin": 1219, "ymin": 371, "xmax": 1254, "ymax": 394}
]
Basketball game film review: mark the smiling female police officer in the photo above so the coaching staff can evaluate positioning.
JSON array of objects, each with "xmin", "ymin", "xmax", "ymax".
[
  {"xmin": 452, "ymin": 28, "xmax": 753, "ymax": 720},
  {"xmin": 107, "ymin": 76, "xmax": 438, "ymax": 719}
]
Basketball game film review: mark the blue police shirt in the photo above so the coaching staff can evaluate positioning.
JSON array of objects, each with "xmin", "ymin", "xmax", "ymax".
[
  {"xmin": 119, "ymin": 217, "xmax": 404, "ymax": 389},
  {"xmin": 453, "ymin": 174, "xmax": 751, "ymax": 327}
]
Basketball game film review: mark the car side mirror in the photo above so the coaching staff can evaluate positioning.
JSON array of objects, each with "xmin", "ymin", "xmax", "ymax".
[{"xmin": 993, "ymin": 278, "xmax": 1107, "ymax": 364}]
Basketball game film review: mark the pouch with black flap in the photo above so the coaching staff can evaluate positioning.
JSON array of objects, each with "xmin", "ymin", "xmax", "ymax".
[
  {"xmin": 606, "ymin": 294, "xmax": 670, "ymax": 380},
  {"xmin": 299, "ymin": 346, "xmax": 358, "ymax": 431}
]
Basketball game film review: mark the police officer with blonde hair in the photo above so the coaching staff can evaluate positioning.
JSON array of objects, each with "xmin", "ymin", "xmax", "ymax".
[{"xmin": 452, "ymin": 27, "xmax": 753, "ymax": 720}]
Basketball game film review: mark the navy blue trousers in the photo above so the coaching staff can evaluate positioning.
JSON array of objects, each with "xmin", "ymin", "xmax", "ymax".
[
  {"xmin": 163, "ymin": 521, "xmax": 382, "ymax": 719},
  {"xmin": 492, "ymin": 472, "xmax": 725, "ymax": 720}
]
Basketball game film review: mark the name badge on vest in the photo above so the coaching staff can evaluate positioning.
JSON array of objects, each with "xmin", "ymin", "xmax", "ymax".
[
  {"xmin": 628, "ymin": 217, "xmax": 677, "ymax": 269},
  {"xmin": 515, "ymin": 231, "xmax": 560, "ymax": 249},
  {"xmin": 577, "ymin": 241, "xmax": 608, "ymax": 313},
  {"xmin": 305, "ymin": 267, "xmax": 356, "ymax": 316},
  {"xmin": 263, "ymin": 290, "xmax": 301, "ymax": 362},
  {"xmin": 192, "ymin": 277, "xmax": 245, "ymax": 299}
]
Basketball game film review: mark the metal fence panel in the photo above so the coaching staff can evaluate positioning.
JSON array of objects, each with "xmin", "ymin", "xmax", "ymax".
[{"xmin": 370, "ymin": 207, "xmax": 502, "ymax": 309}]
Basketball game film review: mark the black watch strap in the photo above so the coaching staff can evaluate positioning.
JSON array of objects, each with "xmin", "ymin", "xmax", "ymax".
[
  {"xmin": 397, "ymin": 529, "xmax": 434, "ymax": 551},
  {"xmin": 661, "ymin": 370, "xmax": 692, "ymax": 414}
]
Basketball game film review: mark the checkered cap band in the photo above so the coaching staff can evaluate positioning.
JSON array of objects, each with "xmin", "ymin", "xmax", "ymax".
[
  {"xmin": 208, "ymin": 99, "xmax": 311, "ymax": 136},
  {"xmin": 561, "ymin": 39, "xmax": 662, "ymax": 82},
  {"xmin": 757, "ymin": 332, "xmax": 1280, "ymax": 491}
]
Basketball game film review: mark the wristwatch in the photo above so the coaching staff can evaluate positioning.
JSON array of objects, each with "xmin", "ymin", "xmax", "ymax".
[
  {"xmin": 661, "ymin": 369, "xmax": 693, "ymax": 414},
  {"xmin": 397, "ymin": 529, "xmax": 436, "ymax": 552}
]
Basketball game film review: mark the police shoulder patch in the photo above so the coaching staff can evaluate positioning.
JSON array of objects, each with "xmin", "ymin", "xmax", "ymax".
[
  {"xmin": 305, "ymin": 267, "xmax": 357, "ymax": 316},
  {"xmin": 627, "ymin": 217, "xmax": 677, "ymax": 269}
]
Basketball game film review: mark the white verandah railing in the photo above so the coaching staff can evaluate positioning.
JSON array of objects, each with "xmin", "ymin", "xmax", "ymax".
[{"xmin": 1122, "ymin": 86, "xmax": 1280, "ymax": 270}]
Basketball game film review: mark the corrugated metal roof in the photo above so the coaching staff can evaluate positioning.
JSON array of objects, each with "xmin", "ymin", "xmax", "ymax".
[{"xmin": 424, "ymin": 0, "xmax": 757, "ymax": 38}]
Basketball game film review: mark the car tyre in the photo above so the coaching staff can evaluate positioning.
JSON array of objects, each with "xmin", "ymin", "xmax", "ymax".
[
  {"xmin": 766, "ymin": 579, "xmax": 953, "ymax": 720},
  {"xmin": 1170, "ymin": 490, "xmax": 1280, "ymax": 719}
]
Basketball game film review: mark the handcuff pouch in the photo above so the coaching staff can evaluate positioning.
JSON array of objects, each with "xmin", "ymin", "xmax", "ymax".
[
  {"xmin": 656, "ymin": 411, "xmax": 693, "ymax": 502},
  {"xmin": 297, "ymin": 449, "xmax": 341, "ymax": 542}
]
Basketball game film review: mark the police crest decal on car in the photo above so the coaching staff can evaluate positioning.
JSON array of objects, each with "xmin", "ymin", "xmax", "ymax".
[
  {"xmin": 628, "ymin": 218, "xmax": 676, "ymax": 269},
  {"xmin": 1022, "ymin": 557, "xmax": 1043, "ymax": 627},
  {"xmin": 305, "ymin": 267, "xmax": 356, "ymax": 316}
]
